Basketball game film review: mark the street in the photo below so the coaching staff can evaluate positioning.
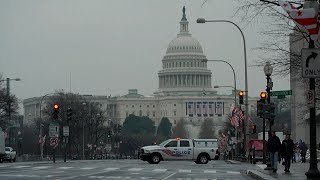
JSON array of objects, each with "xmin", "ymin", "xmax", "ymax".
[{"xmin": 0, "ymin": 159, "xmax": 256, "ymax": 180}]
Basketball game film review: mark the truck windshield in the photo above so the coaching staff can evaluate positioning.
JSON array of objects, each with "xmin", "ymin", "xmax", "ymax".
[{"xmin": 159, "ymin": 140, "xmax": 170, "ymax": 146}]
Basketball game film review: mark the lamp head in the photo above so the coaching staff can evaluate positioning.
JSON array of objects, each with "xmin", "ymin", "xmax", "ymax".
[
  {"xmin": 264, "ymin": 62, "xmax": 273, "ymax": 76},
  {"xmin": 197, "ymin": 18, "xmax": 206, "ymax": 23}
]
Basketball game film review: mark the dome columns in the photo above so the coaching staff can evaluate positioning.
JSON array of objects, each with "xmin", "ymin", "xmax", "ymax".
[{"xmin": 158, "ymin": 74, "xmax": 211, "ymax": 88}]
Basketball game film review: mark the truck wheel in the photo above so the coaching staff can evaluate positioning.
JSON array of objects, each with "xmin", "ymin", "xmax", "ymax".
[
  {"xmin": 198, "ymin": 154, "xmax": 209, "ymax": 164},
  {"xmin": 194, "ymin": 160, "xmax": 200, "ymax": 164},
  {"xmin": 0, "ymin": 156, "xmax": 3, "ymax": 163},
  {"xmin": 13, "ymin": 158, "xmax": 16, "ymax": 162},
  {"xmin": 151, "ymin": 154, "xmax": 160, "ymax": 164}
]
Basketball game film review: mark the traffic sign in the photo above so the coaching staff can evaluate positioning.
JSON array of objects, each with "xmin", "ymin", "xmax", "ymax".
[
  {"xmin": 49, "ymin": 123, "xmax": 59, "ymax": 137},
  {"xmin": 270, "ymin": 90, "xmax": 292, "ymax": 97},
  {"xmin": 50, "ymin": 137, "xmax": 59, "ymax": 146},
  {"xmin": 277, "ymin": 95, "xmax": 286, "ymax": 99},
  {"xmin": 306, "ymin": 90, "xmax": 315, "ymax": 108},
  {"xmin": 302, "ymin": 48, "xmax": 320, "ymax": 78},
  {"xmin": 63, "ymin": 126, "xmax": 69, "ymax": 137}
]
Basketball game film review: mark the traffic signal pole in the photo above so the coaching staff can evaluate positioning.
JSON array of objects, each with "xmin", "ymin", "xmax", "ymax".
[{"xmin": 304, "ymin": 1, "xmax": 320, "ymax": 176}]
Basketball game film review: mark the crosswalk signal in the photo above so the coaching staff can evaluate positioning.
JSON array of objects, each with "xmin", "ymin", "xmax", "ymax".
[
  {"xmin": 107, "ymin": 131, "xmax": 112, "ymax": 138},
  {"xmin": 67, "ymin": 107, "xmax": 72, "ymax": 121},
  {"xmin": 252, "ymin": 124, "xmax": 257, "ymax": 134},
  {"xmin": 239, "ymin": 91, "xmax": 244, "ymax": 104},
  {"xmin": 53, "ymin": 103, "xmax": 59, "ymax": 119},
  {"xmin": 118, "ymin": 125, "xmax": 122, "ymax": 133}
]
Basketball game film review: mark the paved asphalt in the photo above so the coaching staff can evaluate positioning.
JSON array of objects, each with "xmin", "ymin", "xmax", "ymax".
[{"xmin": 0, "ymin": 159, "xmax": 258, "ymax": 180}]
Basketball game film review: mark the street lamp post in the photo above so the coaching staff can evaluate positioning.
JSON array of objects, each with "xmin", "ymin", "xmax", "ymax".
[
  {"xmin": 204, "ymin": 59, "xmax": 238, "ymax": 157},
  {"xmin": 214, "ymin": 85, "xmax": 238, "ymax": 158},
  {"xmin": 264, "ymin": 62, "xmax": 273, "ymax": 167},
  {"xmin": 197, "ymin": 18, "xmax": 249, "ymax": 154}
]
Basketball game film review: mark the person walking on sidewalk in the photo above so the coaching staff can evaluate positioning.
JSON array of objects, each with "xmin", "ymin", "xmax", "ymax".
[
  {"xmin": 267, "ymin": 131, "xmax": 282, "ymax": 173},
  {"xmin": 300, "ymin": 142, "xmax": 308, "ymax": 163},
  {"xmin": 281, "ymin": 133, "xmax": 294, "ymax": 172}
]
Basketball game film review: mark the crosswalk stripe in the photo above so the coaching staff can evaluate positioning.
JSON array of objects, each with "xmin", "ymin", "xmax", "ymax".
[
  {"xmin": 226, "ymin": 171, "xmax": 241, "ymax": 174},
  {"xmin": 178, "ymin": 169, "xmax": 192, "ymax": 173},
  {"xmin": 13, "ymin": 166, "xmax": 30, "ymax": 168},
  {"xmin": 80, "ymin": 167, "xmax": 96, "ymax": 170},
  {"xmin": 128, "ymin": 168, "xmax": 143, "ymax": 171},
  {"xmin": 152, "ymin": 169, "xmax": 167, "ymax": 172},
  {"xmin": 33, "ymin": 166, "xmax": 51, "ymax": 169},
  {"xmin": 204, "ymin": 170, "xmax": 216, "ymax": 173},
  {"xmin": 58, "ymin": 167, "xmax": 74, "ymax": 170},
  {"xmin": 104, "ymin": 167, "xmax": 119, "ymax": 171}
]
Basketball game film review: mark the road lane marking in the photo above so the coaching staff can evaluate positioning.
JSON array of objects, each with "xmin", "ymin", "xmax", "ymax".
[
  {"xmin": 128, "ymin": 168, "xmax": 143, "ymax": 171},
  {"xmin": 226, "ymin": 171, "xmax": 241, "ymax": 174},
  {"xmin": 194, "ymin": 179, "xmax": 208, "ymax": 180},
  {"xmin": 104, "ymin": 167, "xmax": 119, "ymax": 171},
  {"xmin": 80, "ymin": 167, "xmax": 96, "ymax": 170},
  {"xmin": 152, "ymin": 168, "xmax": 167, "ymax": 172},
  {"xmin": 162, "ymin": 172, "xmax": 176, "ymax": 180},
  {"xmin": 178, "ymin": 169, "xmax": 191, "ymax": 173},
  {"xmin": 13, "ymin": 165, "xmax": 30, "ymax": 168},
  {"xmin": 204, "ymin": 170, "xmax": 216, "ymax": 173},
  {"xmin": 257, "ymin": 164, "xmax": 266, "ymax": 169},
  {"xmin": 33, "ymin": 166, "xmax": 51, "ymax": 169},
  {"xmin": 0, "ymin": 174, "xmax": 40, "ymax": 177},
  {"xmin": 58, "ymin": 167, "xmax": 74, "ymax": 170}
]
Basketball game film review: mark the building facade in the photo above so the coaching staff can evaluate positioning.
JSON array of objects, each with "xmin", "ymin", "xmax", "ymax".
[{"xmin": 23, "ymin": 8, "xmax": 258, "ymax": 138}]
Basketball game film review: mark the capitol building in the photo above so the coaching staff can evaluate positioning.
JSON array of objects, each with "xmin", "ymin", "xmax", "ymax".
[{"xmin": 23, "ymin": 8, "xmax": 257, "ymax": 138}]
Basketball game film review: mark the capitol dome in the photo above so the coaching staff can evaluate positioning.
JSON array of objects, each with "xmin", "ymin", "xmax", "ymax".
[
  {"xmin": 166, "ymin": 35, "xmax": 204, "ymax": 54},
  {"xmin": 156, "ymin": 7, "xmax": 216, "ymax": 96}
]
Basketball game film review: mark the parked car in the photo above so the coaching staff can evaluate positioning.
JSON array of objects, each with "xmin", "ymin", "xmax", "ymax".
[{"xmin": 4, "ymin": 147, "xmax": 16, "ymax": 162}]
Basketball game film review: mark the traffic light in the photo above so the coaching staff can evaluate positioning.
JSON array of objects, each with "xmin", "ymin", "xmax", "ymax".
[
  {"xmin": 257, "ymin": 100, "xmax": 265, "ymax": 118},
  {"xmin": 252, "ymin": 124, "xmax": 257, "ymax": 134},
  {"xmin": 239, "ymin": 91, "xmax": 244, "ymax": 104},
  {"xmin": 53, "ymin": 103, "xmax": 59, "ymax": 119},
  {"xmin": 107, "ymin": 130, "xmax": 112, "ymax": 138},
  {"xmin": 264, "ymin": 102, "xmax": 276, "ymax": 120},
  {"xmin": 260, "ymin": 92, "xmax": 267, "ymax": 101},
  {"xmin": 118, "ymin": 125, "xmax": 122, "ymax": 133},
  {"xmin": 67, "ymin": 107, "xmax": 72, "ymax": 121}
]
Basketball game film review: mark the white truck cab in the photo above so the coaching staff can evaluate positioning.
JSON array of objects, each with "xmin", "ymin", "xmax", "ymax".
[{"xmin": 140, "ymin": 138, "xmax": 219, "ymax": 164}]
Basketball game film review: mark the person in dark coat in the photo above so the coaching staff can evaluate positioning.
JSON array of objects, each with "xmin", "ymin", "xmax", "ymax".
[
  {"xmin": 300, "ymin": 142, "xmax": 308, "ymax": 163},
  {"xmin": 267, "ymin": 131, "xmax": 281, "ymax": 173},
  {"xmin": 281, "ymin": 133, "xmax": 295, "ymax": 172}
]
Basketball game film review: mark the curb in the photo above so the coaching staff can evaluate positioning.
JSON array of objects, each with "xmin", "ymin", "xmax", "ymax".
[{"xmin": 247, "ymin": 170, "xmax": 277, "ymax": 180}]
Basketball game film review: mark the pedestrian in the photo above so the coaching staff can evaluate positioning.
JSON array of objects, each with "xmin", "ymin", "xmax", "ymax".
[
  {"xmin": 267, "ymin": 131, "xmax": 282, "ymax": 173},
  {"xmin": 300, "ymin": 142, "xmax": 308, "ymax": 163},
  {"xmin": 281, "ymin": 133, "xmax": 294, "ymax": 173}
]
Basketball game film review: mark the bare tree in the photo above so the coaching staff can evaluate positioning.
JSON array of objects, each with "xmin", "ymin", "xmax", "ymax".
[
  {"xmin": 198, "ymin": 118, "xmax": 216, "ymax": 139},
  {"xmin": 41, "ymin": 90, "xmax": 108, "ymax": 157},
  {"xmin": 172, "ymin": 118, "xmax": 189, "ymax": 139}
]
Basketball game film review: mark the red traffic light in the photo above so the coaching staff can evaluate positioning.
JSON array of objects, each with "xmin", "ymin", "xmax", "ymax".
[
  {"xmin": 260, "ymin": 92, "xmax": 267, "ymax": 99},
  {"xmin": 53, "ymin": 104, "xmax": 59, "ymax": 110},
  {"xmin": 239, "ymin": 91, "xmax": 244, "ymax": 96}
]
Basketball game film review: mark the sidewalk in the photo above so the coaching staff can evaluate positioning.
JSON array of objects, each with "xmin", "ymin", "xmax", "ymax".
[{"xmin": 248, "ymin": 161, "xmax": 320, "ymax": 180}]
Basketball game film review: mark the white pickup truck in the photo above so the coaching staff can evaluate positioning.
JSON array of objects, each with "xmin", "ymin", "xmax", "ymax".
[
  {"xmin": 4, "ymin": 147, "xmax": 16, "ymax": 162},
  {"xmin": 140, "ymin": 138, "xmax": 219, "ymax": 164}
]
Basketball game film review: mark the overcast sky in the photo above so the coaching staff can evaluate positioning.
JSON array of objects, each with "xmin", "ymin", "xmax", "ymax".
[{"xmin": 1, "ymin": 0, "xmax": 290, "ymax": 104}]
